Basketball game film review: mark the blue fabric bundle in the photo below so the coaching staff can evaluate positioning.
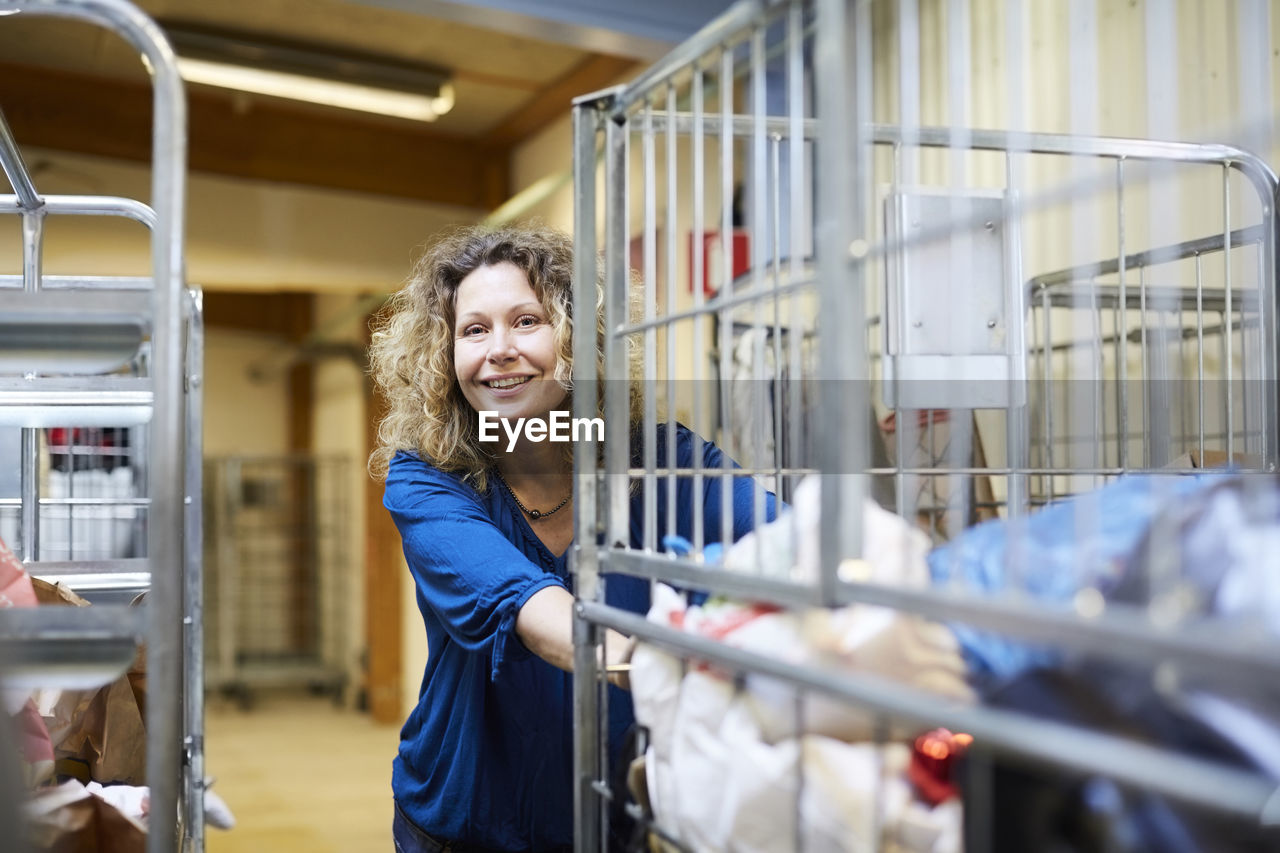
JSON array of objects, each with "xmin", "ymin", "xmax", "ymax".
[{"xmin": 927, "ymin": 473, "xmax": 1217, "ymax": 684}]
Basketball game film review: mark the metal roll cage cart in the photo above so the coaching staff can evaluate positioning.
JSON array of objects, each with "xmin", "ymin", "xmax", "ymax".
[
  {"xmin": 0, "ymin": 1, "xmax": 203, "ymax": 851},
  {"xmin": 571, "ymin": 0, "xmax": 1280, "ymax": 850}
]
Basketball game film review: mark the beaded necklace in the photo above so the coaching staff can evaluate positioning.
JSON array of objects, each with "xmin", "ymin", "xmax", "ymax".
[{"xmin": 494, "ymin": 470, "xmax": 571, "ymax": 520}]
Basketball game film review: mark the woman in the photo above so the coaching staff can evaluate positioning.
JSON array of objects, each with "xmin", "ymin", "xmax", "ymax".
[{"xmin": 369, "ymin": 223, "xmax": 775, "ymax": 852}]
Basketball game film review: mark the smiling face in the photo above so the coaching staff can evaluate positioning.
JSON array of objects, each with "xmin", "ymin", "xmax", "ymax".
[{"xmin": 453, "ymin": 261, "xmax": 568, "ymax": 424}]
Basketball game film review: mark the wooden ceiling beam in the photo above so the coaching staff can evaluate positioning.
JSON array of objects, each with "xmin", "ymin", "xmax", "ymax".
[
  {"xmin": 0, "ymin": 61, "xmax": 507, "ymax": 210},
  {"xmin": 202, "ymin": 291, "xmax": 314, "ymax": 336},
  {"xmin": 481, "ymin": 53, "xmax": 638, "ymax": 149}
]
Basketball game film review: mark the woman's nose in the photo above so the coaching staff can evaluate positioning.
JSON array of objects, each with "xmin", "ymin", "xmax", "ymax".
[{"xmin": 487, "ymin": 328, "xmax": 518, "ymax": 362}]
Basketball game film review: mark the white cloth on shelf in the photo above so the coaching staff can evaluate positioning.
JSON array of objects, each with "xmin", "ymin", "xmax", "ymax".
[
  {"xmin": 638, "ymin": 663, "xmax": 961, "ymax": 853},
  {"xmin": 722, "ymin": 475, "xmax": 936, "ymax": 587},
  {"xmin": 86, "ymin": 781, "xmax": 148, "ymax": 822},
  {"xmin": 711, "ymin": 483, "xmax": 974, "ymax": 739},
  {"xmin": 632, "ymin": 581, "xmax": 969, "ymax": 851}
]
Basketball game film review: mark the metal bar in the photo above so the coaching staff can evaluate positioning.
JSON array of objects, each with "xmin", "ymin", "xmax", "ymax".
[
  {"xmin": 1262, "ymin": 207, "xmax": 1279, "ymax": 468},
  {"xmin": 582, "ymin": 598, "xmax": 1280, "ymax": 825},
  {"xmin": 0, "ymin": 194, "xmax": 157, "ymax": 229},
  {"xmin": 1003, "ymin": 147, "xmax": 1028, "ymax": 518},
  {"xmin": 631, "ymin": 111, "xmax": 819, "ymax": 139},
  {"xmin": 65, "ymin": 456, "xmax": 77, "ymax": 563},
  {"xmin": 29, "ymin": 558, "xmax": 150, "ymax": 573},
  {"xmin": 604, "ymin": 113, "xmax": 631, "ymax": 550},
  {"xmin": 749, "ymin": 18, "xmax": 767, "ymax": 543},
  {"xmin": 635, "ymin": 116, "xmax": 1280, "ymax": 181},
  {"xmin": 1042, "ymin": 288, "xmax": 1053, "ymax": 478},
  {"xmin": 871, "ymin": 124, "xmax": 1276, "ymax": 175},
  {"xmin": 769, "ymin": 134, "xmax": 784, "ymax": 504},
  {"xmin": 1239, "ymin": 4, "xmax": 1280, "ymax": 468},
  {"xmin": 691, "ymin": 60, "xmax": 707, "ymax": 555},
  {"xmin": 22, "ymin": 209, "xmax": 43, "ymax": 294},
  {"xmin": 1196, "ymin": 253, "xmax": 1206, "ymax": 464},
  {"xmin": 0, "ymin": 603, "xmax": 146, "ymax": 639},
  {"xmin": 1034, "ymin": 285, "xmax": 1260, "ymax": 314},
  {"xmin": 183, "ymin": 289, "xmax": 205, "ymax": 851},
  {"xmin": 606, "ymin": 549, "xmax": 826, "ymax": 606},
  {"xmin": 1031, "ymin": 225, "xmax": 1265, "ymax": 291},
  {"xmin": 19, "ymin": 428, "xmax": 39, "ymax": 563},
  {"xmin": 814, "ymin": 0, "xmax": 862, "ymax": 603},
  {"xmin": 665, "ymin": 82, "xmax": 678, "ymax": 547},
  {"xmin": 946, "ymin": 0, "xmax": 973, "ymax": 540},
  {"xmin": 1139, "ymin": 264, "xmax": 1151, "ymax": 468},
  {"xmin": 0, "ymin": 108, "xmax": 41, "ymax": 209},
  {"xmin": 1225, "ymin": 164, "xmax": 1235, "ymax": 460},
  {"xmin": 718, "ymin": 39, "xmax": 734, "ymax": 553},
  {"xmin": 0, "ymin": 383, "xmax": 153, "ymax": 404},
  {"xmin": 785, "ymin": 0, "xmax": 804, "ymax": 492},
  {"xmin": 642, "ymin": 101, "xmax": 658, "ymax": 554},
  {"xmin": 617, "ymin": 277, "xmax": 813, "ymax": 334},
  {"xmin": 1068, "ymin": 0, "xmax": 1099, "ymax": 486},
  {"xmin": 30, "ymin": 572, "xmax": 151, "ymax": 594},
  {"xmin": 0, "ymin": 275, "xmax": 154, "ymax": 290},
  {"xmin": 1116, "ymin": 159, "xmax": 1130, "ymax": 471},
  {"xmin": 571, "ymin": 97, "xmax": 605, "ymax": 853},
  {"xmin": 621, "ymin": 466, "xmax": 821, "ymax": 477}
]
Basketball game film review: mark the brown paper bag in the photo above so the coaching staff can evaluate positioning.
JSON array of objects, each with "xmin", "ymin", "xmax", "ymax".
[
  {"xmin": 31, "ymin": 579, "xmax": 148, "ymax": 786},
  {"xmin": 24, "ymin": 780, "xmax": 147, "ymax": 853}
]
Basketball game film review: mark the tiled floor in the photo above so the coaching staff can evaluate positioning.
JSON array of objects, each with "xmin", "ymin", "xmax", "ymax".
[{"xmin": 204, "ymin": 692, "xmax": 400, "ymax": 853}]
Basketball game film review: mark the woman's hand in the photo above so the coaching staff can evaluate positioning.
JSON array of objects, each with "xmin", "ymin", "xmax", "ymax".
[{"xmin": 601, "ymin": 632, "xmax": 637, "ymax": 690}]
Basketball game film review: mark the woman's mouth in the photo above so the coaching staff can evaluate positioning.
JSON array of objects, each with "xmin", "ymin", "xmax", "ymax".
[{"xmin": 485, "ymin": 376, "xmax": 531, "ymax": 390}]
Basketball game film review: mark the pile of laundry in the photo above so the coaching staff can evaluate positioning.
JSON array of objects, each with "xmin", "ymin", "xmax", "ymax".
[{"xmin": 629, "ymin": 471, "xmax": 1280, "ymax": 852}]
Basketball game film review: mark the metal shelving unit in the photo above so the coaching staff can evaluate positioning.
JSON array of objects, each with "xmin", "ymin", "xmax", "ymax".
[{"xmin": 0, "ymin": 1, "xmax": 202, "ymax": 850}]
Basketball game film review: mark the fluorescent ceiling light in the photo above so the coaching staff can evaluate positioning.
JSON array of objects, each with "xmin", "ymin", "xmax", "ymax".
[
  {"xmin": 162, "ymin": 22, "xmax": 454, "ymax": 122},
  {"xmin": 175, "ymin": 57, "xmax": 454, "ymax": 121}
]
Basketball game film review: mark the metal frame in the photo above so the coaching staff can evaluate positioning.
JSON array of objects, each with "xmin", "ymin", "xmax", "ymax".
[
  {"xmin": 0, "ymin": 1, "xmax": 201, "ymax": 851},
  {"xmin": 572, "ymin": 0, "xmax": 1280, "ymax": 849},
  {"xmin": 203, "ymin": 453, "xmax": 351, "ymax": 707}
]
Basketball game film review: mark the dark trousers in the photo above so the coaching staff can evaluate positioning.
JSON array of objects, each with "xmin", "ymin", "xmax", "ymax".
[
  {"xmin": 391, "ymin": 800, "xmax": 578, "ymax": 853},
  {"xmin": 392, "ymin": 802, "xmax": 488, "ymax": 853}
]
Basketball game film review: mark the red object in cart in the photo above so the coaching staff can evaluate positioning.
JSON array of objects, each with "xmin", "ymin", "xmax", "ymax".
[
  {"xmin": 908, "ymin": 727, "xmax": 973, "ymax": 805},
  {"xmin": 688, "ymin": 230, "xmax": 750, "ymax": 296}
]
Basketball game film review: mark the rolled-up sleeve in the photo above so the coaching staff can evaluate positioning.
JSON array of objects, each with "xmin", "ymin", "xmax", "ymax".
[{"xmin": 384, "ymin": 455, "xmax": 566, "ymax": 680}]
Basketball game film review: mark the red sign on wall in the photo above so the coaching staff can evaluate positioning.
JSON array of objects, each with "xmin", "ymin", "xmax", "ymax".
[{"xmin": 688, "ymin": 230, "xmax": 750, "ymax": 296}]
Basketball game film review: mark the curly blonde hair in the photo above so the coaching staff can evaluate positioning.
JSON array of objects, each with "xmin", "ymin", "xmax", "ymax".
[{"xmin": 368, "ymin": 222, "xmax": 638, "ymax": 490}]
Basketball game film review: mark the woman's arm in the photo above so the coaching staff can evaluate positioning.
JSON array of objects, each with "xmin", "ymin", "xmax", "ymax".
[{"xmin": 516, "ymin": 586, "xmax": 634, "ymax": 688}]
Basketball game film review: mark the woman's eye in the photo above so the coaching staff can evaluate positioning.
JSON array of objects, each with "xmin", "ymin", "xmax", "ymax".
[
  {"xmin": 516, "ymin": 315, "xmax": 540, "ymax": 328},
  {"xmin": 461, "ymin": 325, "xmax": 485, "ymax": 337}
]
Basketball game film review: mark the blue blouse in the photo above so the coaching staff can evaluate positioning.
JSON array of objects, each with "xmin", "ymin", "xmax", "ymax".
[{"xmin": 384, "ymin": 424, "xmax": 776, "ymax": 851}]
